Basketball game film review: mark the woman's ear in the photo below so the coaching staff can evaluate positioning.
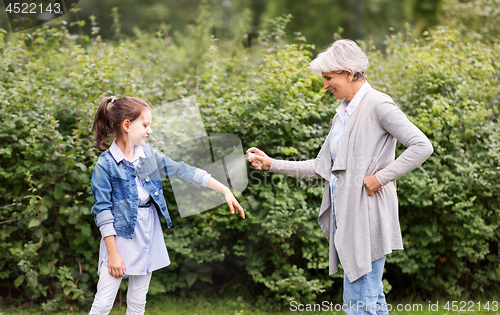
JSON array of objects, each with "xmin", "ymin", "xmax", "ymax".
[
  {"xmin": 346, "ymin": 71, "xmax": 354, "ymax": 82},
  {"xmin": 122, "ymin": 119, "xmax": 131, "ymax": 133}
]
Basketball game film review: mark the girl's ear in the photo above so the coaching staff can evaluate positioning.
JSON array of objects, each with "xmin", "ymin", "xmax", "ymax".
[{"xmin": 122, "ymin": 119, "xmax": 131, "ymax": 133}]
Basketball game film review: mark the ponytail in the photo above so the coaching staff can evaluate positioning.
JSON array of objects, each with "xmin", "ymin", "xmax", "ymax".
[
  {"xmin": 92, "ymin": 97, "xmax": 115, "ymax": 151},
  {"xmin": 91, "ymin": 96, "xmax": 152, "ymax": 152}
]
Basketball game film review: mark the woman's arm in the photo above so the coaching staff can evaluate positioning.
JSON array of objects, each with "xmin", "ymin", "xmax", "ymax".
[
  {"xmin": 206, "ymin": 178, "xmax": 245, "ymax": 219},
  {"xmin": 246, "ymin": 147, "xmax": 320, "ymax": 179},
  {"xmin": 373, "ymin": 100, "xmax": 434, "ymax": 186}
]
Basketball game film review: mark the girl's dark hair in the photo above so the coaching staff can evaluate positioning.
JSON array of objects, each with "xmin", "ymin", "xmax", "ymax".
[{"xmin": 92, "ymin": 96, "xmax": 152, "ymax": 151}]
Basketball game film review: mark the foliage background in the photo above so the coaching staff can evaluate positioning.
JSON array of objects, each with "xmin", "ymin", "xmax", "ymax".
[
  {"xmin": 0, "ymin": 0, "xmax": 499, "ymax": 312},
  {"xmin": 0, "ymin": 0, "xmax": 445, "ymax": 50}
]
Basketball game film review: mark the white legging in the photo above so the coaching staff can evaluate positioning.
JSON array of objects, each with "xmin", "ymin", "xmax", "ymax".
[{"xmin": 89, "ymin": 268, "xmax": 152, "ymax": 315}]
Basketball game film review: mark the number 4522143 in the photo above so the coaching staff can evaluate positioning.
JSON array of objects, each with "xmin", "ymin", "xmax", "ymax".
[
  {"xmin": 5, "ymin": 2, "xmax": 62, "ymax": 15},
  {"xmin": 443, "ymin": 301, "xmax": 498, "ymax": 312}
]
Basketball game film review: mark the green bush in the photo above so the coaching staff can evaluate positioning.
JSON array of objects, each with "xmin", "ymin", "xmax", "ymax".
[
  {"xmin": 440, "ymin": 0, "xmax": 500, "ymax": 44},
  {"xmin": 0, "ymin": 10, "xmax": 499, "ymax": 312}
]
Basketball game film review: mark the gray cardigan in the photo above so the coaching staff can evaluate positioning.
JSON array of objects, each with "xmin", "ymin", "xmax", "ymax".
[{"xmin": 269, "ymin": 89, "xmax": 433, "ymax": 282}]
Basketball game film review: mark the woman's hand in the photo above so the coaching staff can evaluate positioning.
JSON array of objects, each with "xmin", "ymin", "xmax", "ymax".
[
  {"xmin": 246, "ymin": 147, "xmax": 271, "ymax": 171},
  {"xmin": 363, "ymin": 171, "xmax": 382, "ymax": 196},
  {"xmin": 104, "ymin": 236, "xmax": 126, "ymax": 278}
]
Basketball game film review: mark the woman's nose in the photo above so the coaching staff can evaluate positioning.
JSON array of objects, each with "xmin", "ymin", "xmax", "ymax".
[{"xmin": 323, "ymin": 81, "xmax": 329, "ymax": 90}]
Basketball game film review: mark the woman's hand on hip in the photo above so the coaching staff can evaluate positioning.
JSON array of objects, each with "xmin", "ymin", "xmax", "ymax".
[
  {"xmin": 246, "ymin": 147, "xmax": 271, "ymax": 171},
  {"xmin": 363, "ymin": 171, "xmax": 382, "ymax": 196}
]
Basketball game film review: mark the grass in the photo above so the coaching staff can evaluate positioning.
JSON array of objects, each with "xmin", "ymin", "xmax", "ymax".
[{"xmin": 1, "ymin": 297, "xmax": 500, "ymax": 314}]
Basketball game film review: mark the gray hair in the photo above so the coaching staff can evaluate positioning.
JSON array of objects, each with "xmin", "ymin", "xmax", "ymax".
[{"xmin": 309, "ymin": 39, "xmax": 369, "ymax": 81}]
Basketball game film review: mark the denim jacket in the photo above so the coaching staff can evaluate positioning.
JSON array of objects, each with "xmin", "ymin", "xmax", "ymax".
[{"xmin": 91, "ymin": 143, "xmax": 207, "ymax": 239}]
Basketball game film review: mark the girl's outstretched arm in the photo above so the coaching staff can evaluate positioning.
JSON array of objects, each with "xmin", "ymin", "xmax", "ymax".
[
  {"xmin": 104, "ymin": 236, "xmax": 126, "ymax": 277},
  {"xmin": 207, "ymin": 178, "xmax": 245, "ymax": 219}
]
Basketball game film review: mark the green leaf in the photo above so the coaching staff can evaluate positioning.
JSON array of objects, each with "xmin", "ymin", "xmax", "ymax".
[
  {"xmin": 63, "ymin": 286, "xmax": 73, "ymax": 296},
  {"xmin": 28, "ymin": 218, "xmax": 40, "ymax": 228},
  {"xmin": 50, "ymin": 242, "xmax": 59, "ymax": 253},
  {"xmin": 54, "ymin": 184, "xmax": 64, "ymax": 200},
  {"xmin": 471, "ymin": 281, "xmax": 478, "ymax": 290},
  {"xmin": 80, "ymin": 225, "xmax": 91, "ymax": 237},
  {"xmin": 185, "ymin": 272, "xmax": 197, "ymax": 288},
  {"xmin": 75, "ymin": 163, "xmax": 87, "ymax": 171},
  {"xmin": 14, "ymin": 275, "xmax": 24, "ymax": 287},
  {"xmin": 198, "ymin": 272, "xmax": 213, "ymax": 284}
]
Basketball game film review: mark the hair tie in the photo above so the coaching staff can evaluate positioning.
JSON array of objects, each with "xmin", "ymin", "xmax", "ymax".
[{"xmin": 110, "ymin": 96, "xmax": 116, "ymax": 104}]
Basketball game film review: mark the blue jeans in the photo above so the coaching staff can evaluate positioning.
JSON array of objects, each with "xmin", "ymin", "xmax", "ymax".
[{"xmin": 343, "ymin": 256, "xmax": 388, "ymax": 315}]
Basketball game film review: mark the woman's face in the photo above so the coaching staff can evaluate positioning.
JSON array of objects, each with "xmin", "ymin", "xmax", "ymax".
[
  {"xmin": 127, "ymin": 109, "xmax": 152, "ymax": 147},
  {"xmin": 322, "ymin": 71, "xmax": 351, "ymax": 100}
]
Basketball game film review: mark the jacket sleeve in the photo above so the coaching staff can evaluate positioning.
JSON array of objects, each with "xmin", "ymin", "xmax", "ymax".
[
  {"xmin": 91, "ymin": 157, "xmax": 115, "ymax": 228},
  {"xmin": 374, "ymin": 99, "xmax": 434, "ymax": 186},
  {"xmin": 154, "ymin": 149, "xmax": 208, "ymax": 188}
]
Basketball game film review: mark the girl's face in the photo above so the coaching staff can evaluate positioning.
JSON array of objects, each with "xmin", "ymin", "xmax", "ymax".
[{"xmin": 127, "ymin": 109, "xmax": 152, "ymax": 147}]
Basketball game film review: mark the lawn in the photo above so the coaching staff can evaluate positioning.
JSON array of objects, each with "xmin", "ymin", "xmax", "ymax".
[{"xmin": 1, "ymin": 298, "xmax": 499, "ymax": 314}]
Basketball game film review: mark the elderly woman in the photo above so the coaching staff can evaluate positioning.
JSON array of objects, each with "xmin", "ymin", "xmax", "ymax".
[{"xmin": 247, "ymin": 39, "xmax": 433, "ymax": 314}]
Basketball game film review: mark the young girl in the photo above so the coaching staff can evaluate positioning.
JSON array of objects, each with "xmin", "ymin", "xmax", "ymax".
[{"xmin": 89, "ymin": 96, "xmax": 245, "ymax": 315}]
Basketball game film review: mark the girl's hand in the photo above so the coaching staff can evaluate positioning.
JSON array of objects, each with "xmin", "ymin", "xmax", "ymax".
[
  {"xmin": 104, "ymin": 235, "xmax": 126, "ymax": 278},
  {"xmin": 225, "ymin": 190, "xmax": 245, "ymax": 219},
  {"xmin": 108, "ymin": 251, "xmax": 126, "ymax": 278},
  {"xmin": 363, "ymin": 171, "xmax": 382, "ymax": 196},
  {"xmin": 246, "ymin": 147, "xmax": 271, "ymax": 171},
  {"xmin": 206, "ymin": 178, "xmax": 245, "ymax": 219}
]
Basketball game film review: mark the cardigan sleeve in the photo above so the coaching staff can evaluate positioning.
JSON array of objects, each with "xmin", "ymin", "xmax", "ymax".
[
  {"xmin": 268, "ymin": 122, "xmax": 333, "ymax": 180},
  {"xmin": 374, "ymin": 99, "xmax": 433, "ymax": 186},
  {"xmin": 269, "ymin": 158, "xmax": 321, "ymax": 179}
]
